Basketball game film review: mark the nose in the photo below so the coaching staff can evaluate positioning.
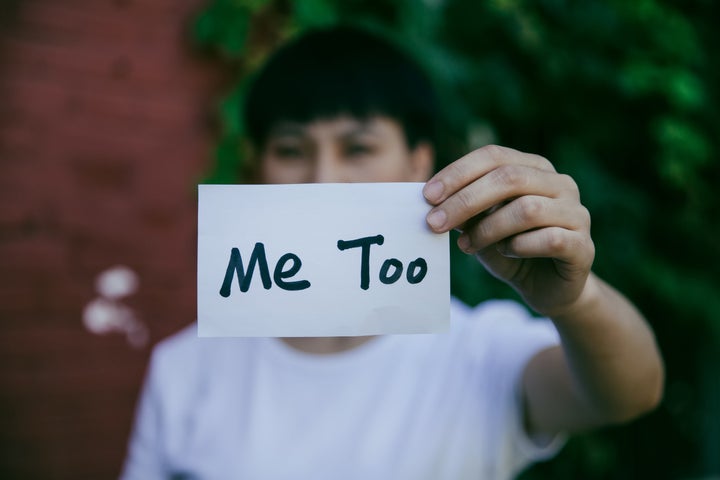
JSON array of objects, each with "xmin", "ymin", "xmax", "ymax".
[{"xmin": 311, "ymin": 149, "xmax": 344, "ymax": 183}]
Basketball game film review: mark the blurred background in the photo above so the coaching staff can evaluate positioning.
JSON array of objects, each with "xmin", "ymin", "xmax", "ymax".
[{"xmin": 1, "ymin": 0, "xmax": 718, "ymax": 478}]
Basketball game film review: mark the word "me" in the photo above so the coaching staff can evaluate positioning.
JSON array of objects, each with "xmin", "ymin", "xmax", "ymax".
[{"xmin": 219, "ymin": 234, "xmax": 428, "ymax": 297}]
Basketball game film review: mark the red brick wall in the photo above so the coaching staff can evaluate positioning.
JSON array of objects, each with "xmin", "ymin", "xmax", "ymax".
[{"xmin": 0, "ymin": 0, "xmax": 223, "ymax": 477}]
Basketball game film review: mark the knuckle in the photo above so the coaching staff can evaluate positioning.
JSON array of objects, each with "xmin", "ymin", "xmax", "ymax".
[
  {"xmin": 480, "ymin": 144, "xmax": 508, "ymax": 162},
  {"xmin": 445, "ymin": 161, "xmax": 465, "ymax": 182},
  {"xmin": 537, "ymin": 155, "xmax": 556, "ymax": 172},
  {"xmin": 576, "ymin": 236, "xmax": 596, "ymax": 269},
  {"xmin": 453, "ymin": 188, "xmax": 476, "ymax": 213},
  {"xmin": 546, "ymin": 228, "xmax": 569, "ymax": 253},
  {"xmin": 586, "ymin": 239, "xmax": 596, "ymax": 264},
  {"xmin": 516, "ymin": 196, "xmax": 544, "ymax": 223},
  {"xmin": 474, "ymin": 218, "xmax": 494, "ymax": 244},
  {"xmin": 558, "ymin": 173, "xmax": 580, "ymax": 197},
  {"xmin": 493, "ymin": 164, "xmax": 527, "ymax": 190},
  {"xmin": 584, "ymin": 236, "xmax": 596, "ymax": 257},
  {"xmin": 526, "ymin": 152, "xmax": 555, "ymax": 172},
  {"xmin": 579, "ymin": 205, "xmax": 592, "ymax": 229}
]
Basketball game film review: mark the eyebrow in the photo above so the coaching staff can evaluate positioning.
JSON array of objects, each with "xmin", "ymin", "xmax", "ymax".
[
  {"xmin": 340, "ymin": 123, "xmax": 379, "ymax": 138},
  {"xmin": 267, "ymin": 123, "xmax": 306, "ymax": 137},
  {"xmin": 267, "ymin": 119, "xmax": 383, "ymax": 140}
]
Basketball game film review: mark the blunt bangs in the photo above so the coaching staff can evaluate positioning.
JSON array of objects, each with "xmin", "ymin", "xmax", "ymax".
[{"xmin": 244, "ymin": 26, "xmax": 438, "ymax": 149}]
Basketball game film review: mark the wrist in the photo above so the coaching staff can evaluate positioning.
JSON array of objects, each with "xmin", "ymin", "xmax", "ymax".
[{"xmin": 550, "ymin": 273, "xmax": 604, "ymax": 326}]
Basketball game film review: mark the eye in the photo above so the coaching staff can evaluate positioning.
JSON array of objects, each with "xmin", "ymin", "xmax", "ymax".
[
  {"xmin": 344, "ymin": 143, "xmax": 375, "ymax": 158},
  {"xmin": 271, "ymin": 143, "xmax": 305, "ymax": 160}
]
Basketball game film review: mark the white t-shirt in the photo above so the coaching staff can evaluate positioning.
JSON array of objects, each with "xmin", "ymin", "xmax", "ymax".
[{"xmin": 121, "ymin": 298, "xmax": 564, "ymax": 480}]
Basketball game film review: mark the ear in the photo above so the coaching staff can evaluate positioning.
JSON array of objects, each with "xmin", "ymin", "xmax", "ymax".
[{"xmin": 408, "ymin": 141, "xmax": 435, "ymax": 182}]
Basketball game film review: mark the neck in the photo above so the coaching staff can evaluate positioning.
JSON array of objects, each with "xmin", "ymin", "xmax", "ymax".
[{"xmin": 280, "ymin": 336, "xmax": 376, "ymax": 354}]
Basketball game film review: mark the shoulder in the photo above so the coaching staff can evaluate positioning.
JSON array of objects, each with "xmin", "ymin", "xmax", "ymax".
[
  {"xmin": 449, "ymin": 296, "xmax": 560, "ymax": 369},
  {"xmin": 144, "ymin": 324, "xmax": 255, "ymax": 406},
  {"xmin": 151, "ymin": 323, "xmax": 200, "ymax": 363},
  {"xmin": 451, "ymin": 296, "xmax": 536, "ymax": 322},
  {"xmin": 141, "ymin": 325, "xmax": 202, "ymax": 409},
  {"xmin": 451, "ymin": 296, "xmax": 557, "ymax": 337},
  {"xmin": 147, "ymin": 324, "xmax": 202, "ymax": 382},
  {"xmin": 150, "ymin": 323, "xmax": 254, "ymax": 367}
]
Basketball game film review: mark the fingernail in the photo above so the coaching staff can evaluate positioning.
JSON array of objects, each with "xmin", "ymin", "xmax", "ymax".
[
  {"xmin": 457, "ymin": 234, "xmax": 471, "ymax": 252},
  {"xmin": 423, "ymin": 180, "xmax": 443, "ymax": 202},
  {"xmin": 426, "ymin": 209, "xmax": 447, "ymax": 230},
  {"xmin": 496, "ymin": 241, "xmax": 517, "ymax": 258}
]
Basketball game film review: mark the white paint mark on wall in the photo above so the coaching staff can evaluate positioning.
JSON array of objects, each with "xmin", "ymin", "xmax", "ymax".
[{"xmin": 83, "ymin": 265, "xmax": 148, "ymax": 348}]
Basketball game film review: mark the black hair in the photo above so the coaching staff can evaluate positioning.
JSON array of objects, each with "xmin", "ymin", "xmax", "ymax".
[{"xmin": 243, "ymin": 25, "xmax": 438, "ymax": 150}]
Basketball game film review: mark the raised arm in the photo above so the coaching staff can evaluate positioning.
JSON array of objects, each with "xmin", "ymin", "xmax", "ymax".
[{"xmin": 423, "ymin": 145, "xmax": 664, "ymax": 435}]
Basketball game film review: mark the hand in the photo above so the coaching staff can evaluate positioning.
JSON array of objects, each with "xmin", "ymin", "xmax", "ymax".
[{"xmin": 423, "ymin": 145, "xmax": 595, "ymax": 317}]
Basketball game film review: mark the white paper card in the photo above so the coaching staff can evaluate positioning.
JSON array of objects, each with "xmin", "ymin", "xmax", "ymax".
[{"xmin": 197, "ymin": 183, "xmax": 449, "ymax": 337}]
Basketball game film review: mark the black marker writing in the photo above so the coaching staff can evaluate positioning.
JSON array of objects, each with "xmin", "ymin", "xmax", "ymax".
[
  {"xmin": 379, "ymin": 258, "xmax": 403, "ymax": 284},
  {"xmin": 337, "ymin": 234, "xmax": 384, "ymax": 290},
  {"xmin": 337, "ymin": 234, "xmax": 428, "ymax": 289},
  {"xmin": 274, "ymin": 253, "xmax": 311, "ymax": 291},
  {"xmin": 406, "ymin": 257, "xmax": 428, "ymax": 284},
  {"xmin": 219, "ymin": 243, "xmax": 310, "ymax": 297},
  {"xmin": 220, "ymin": 235, "xmax": 428, "ymax": 297}
]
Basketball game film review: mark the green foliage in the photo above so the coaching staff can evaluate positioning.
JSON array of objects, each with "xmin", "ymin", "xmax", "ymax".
[
  {"xmin": 194, "ymin": 0, "xmax": 259, "ymax": 57},
  {"xmin": 191, "ymin": 0, "xmax": 720, "ymax": 477}
]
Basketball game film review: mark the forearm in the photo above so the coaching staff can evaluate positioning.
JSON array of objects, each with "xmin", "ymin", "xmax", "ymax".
[
  {"xmin": 527, "ymin": 272, "xmax": 664, "ymax": 433},
  {"xmin": 423, "ymin": 146, "xmax": 664, "ymax": 433}
]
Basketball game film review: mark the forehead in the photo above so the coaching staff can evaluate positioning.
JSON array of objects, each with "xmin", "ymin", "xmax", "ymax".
[{"xmin": 266, "ymin": 115, "xmax": 405, "ymax": 140}]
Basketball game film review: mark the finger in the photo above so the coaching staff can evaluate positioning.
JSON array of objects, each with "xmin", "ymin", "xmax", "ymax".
[
  {"xmin": 457, "ymin": 196, "xmax": 591, "ymax": 253},
  {"xmin": 494, "ymin": 227, "xmax": 595, "ymax": 270},
  {"xmin": 423, "ymin": 145, "xmax": 556, "ymax": 205},
  {"xmin": 426, "ymin": 166, "xmax": 580, "ymax": 233}
]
